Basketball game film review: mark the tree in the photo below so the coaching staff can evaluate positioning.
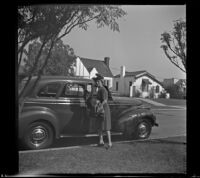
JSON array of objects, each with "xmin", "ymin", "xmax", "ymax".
[
  {"xmin": 24, "ymin": 39, "xmax": 76, "ymax": 76},
  {"xmin": 18, "ymin": 5, "xmax": 127, "ymax": 114},
  {"xmin": 161, "ymin": 19, "xmax": 186, "ymax": 73},
  {"xmin": 165, "ymin": 84, "xmax": 185, "ymax": 99}
]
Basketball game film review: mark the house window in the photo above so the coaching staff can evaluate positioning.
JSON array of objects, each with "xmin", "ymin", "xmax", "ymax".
[
  {"xmin": 129, "ymin": 81, "xmax": 132, "ymax": 86},
  {"xmin": 116, "ymin": 82, "xmax": 118, "ymax": 91},
  {"xmin": 156, "ymin": 85, "xmax": 160, "ymax": 93}
]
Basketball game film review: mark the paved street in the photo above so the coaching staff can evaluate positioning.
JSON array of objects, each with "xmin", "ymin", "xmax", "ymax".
[{"xmin": 150, "ymin": 108, "xmax": 186, "ymax": 140}]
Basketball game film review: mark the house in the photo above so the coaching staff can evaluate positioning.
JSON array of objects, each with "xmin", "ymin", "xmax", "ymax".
[
  {"xmin": 113, "ymin": 66, "xmax": 165, "ymax": 98},
  {"xmin": 74, "ymin": 56, "xmax": 113, "ymax": 88},
  {"xmin": 163, "ymin": 78, "xmax": 179, "ymax": 87}
]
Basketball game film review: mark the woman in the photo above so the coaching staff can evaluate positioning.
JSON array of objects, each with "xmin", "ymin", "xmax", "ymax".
[{"xmin": 95, "ymin": 74, "xmax": 112, "ymax": 149}]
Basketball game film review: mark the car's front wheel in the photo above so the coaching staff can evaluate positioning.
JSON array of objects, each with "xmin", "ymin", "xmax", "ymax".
[
  {"xmin": 134, "ymin": 119, "xmax": 152, "ymax": 139},
  {"xmin": 124, "ymin": 118, "xmax": 152, "ymax": 140},
  {"xmin": 22, "ymin": 121, "xmax": 54, "ymax": 150}
]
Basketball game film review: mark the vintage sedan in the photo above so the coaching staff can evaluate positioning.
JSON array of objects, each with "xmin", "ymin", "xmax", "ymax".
[{"xmin": 19, "ymin": 76, "xmax": 158, "ymax": 150}]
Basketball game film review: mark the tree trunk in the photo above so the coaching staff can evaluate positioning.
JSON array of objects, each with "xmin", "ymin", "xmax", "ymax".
[{"xmin": 18, "ymin": 37, "xmax": 48, "ymax": 116}]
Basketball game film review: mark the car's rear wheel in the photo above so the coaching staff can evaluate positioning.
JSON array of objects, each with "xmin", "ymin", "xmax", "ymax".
[
  {"xmin": 23, "ymin": 121, "xmax": 54, "ymax": 150},
  {"xmin": 124, "ymin": 118, "xmax": 152, "ymax": 140}
]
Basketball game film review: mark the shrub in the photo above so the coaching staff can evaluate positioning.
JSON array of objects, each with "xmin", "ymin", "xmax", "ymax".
[
  {"xmin": 135, "ymin": 90, "xmax": 141, "ymax": 97},
  {"xmin": 159, "ymin": 92, "xmax": 166, "ymax": 98}
]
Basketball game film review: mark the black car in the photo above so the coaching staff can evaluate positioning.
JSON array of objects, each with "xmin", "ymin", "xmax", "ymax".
[{"xmin": 19, "ymin": 76, "xmax": 158, "ymax": 150}]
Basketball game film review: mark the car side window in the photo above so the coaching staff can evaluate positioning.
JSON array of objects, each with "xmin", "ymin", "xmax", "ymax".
[
  {"xmin": 37, "ymin": 82, "xmax": 61, "ymax": 98},
  {"xmin": 60, "ymin": 83, "xmax": 85, "ymax": 98}
]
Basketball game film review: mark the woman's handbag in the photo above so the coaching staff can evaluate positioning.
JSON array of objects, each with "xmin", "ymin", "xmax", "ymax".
[{"xmin": 95, "ymin": 102, "xmax": 105, "ymax": 120}]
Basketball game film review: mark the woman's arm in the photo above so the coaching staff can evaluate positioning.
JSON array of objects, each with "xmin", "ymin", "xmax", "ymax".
[
  {"xmin": 101, "ymin": 99, "xmax": 107, "ymax": 105},
  {"xmin": 99, "ymin": 87, "xmax": 108, "ymax": 105}
]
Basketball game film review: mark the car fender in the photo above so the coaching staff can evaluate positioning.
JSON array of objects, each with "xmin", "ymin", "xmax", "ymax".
[
  {"xmin": 18, "ymin": 106, "xmax": 60, "ymax": 139},
  {"xmin": 117, "ymin": 108, "xmax": 158, "ymax": 131}
]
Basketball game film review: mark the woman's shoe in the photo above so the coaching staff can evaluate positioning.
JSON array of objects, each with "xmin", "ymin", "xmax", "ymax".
[
  {"xmin": 97, "ymin": 143, "xmax": 104, "ymax": 147},
  {"xmin": 105, "ymin": 144, "xmax": 112, "ymax": 150}
]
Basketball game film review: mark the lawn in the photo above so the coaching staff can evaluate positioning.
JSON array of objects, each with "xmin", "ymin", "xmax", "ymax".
[
  {"xmin": 151, "ymin": 98, "xmax": 186, "ymax": 106},
  {"xmin": 19, "ymin": 138, "xmax": 186, "ymax": 175}
]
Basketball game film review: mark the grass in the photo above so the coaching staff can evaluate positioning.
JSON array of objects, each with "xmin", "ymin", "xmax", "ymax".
[{"xmin": 19, "ymin": 138, "xmax": 186, "ymax": 175}]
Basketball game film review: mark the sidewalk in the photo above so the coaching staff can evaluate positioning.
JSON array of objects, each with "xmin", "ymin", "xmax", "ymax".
[{"xmin": 19, "ymin": 135, "xmax": 186, "ymax": 174}]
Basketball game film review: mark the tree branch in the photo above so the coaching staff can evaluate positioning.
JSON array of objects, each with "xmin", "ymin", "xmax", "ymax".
[
  {"xmin": 18, "ymin": 50, "xmax": 23, "ymax": 71},
  {"xmin": 31, "ymin": 36, "xmax": 56, "ymax": 93},
  {"xmin": 65, "ymin": 9, "xmax": 80, "ymax": 25},
  {"xmin": 57, "ymin": 14, "xmax": 100, "ymax": 41},
  {"xmin": 19, "ymin": 34, "xmax": 48, "ymax": 99},
  {"xmin": 163, "ymin": 49, "xmax": 186, "ymax": 73},
  {"xmin": 166, "ymin": 41, "xmax": 183, "ymax": 60}
]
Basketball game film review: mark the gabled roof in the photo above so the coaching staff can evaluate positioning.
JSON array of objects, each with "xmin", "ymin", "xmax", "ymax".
[
  {"xmin": 80, "ymin": 57, "xmax": 113, "ymax": 77},
  {"xmin": 114, "ymin": 70, "xmax": 149, "ymax": 78},
  {"xmin": 114, "ymin": 70, "xmax": 163, "ymax": 87}
]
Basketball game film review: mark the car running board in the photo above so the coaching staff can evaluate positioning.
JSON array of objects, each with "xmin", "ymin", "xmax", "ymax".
[{"xmin": 60, "ymin": 132, "xmax": 123, "ymax": 138}]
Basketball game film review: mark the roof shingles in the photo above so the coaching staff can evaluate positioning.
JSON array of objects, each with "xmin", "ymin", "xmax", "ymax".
[{"xmin": 80, "ymin": 57, "xmax": 113, "ymax": 77}]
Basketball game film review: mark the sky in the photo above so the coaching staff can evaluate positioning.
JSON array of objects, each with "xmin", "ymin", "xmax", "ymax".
[{"xmin": 62, "ymin": 5, "xmax": 186, "ymax": 81}]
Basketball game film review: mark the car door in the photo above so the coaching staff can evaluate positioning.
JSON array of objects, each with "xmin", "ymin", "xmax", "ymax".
[{"xmin": 56, "ymin": 81, "xmax": 88, "ymax": 134}]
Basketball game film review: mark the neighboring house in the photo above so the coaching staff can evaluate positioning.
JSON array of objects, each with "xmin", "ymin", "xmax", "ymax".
[
  {"xmin": 163, "ymin": 78, "xmax": 186, "ymax": 96},
  {"xmin": 113, "ymin": 66, "xmax": 165, "ymax": 98},
  {"xmin": 163, "ymin": 78, "xmax": 179, "ymax": 87},
  {"xmin": 74, "ymin": 56, "xmax": 113, "ymax": 88}
]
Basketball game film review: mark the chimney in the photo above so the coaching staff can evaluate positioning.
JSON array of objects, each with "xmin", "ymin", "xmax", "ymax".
[
  {"xmin": 104, "ymin": 57, "xmax": 110, "ymax": 67},
  {"xmin": 120, "ymin": 66, "xmax": 125, "ymax": 78}
]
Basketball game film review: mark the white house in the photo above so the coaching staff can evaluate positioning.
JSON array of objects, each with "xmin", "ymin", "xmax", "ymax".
[
  {"xmin": 74, "ymin": 56, "xmax": 113, "ymax": 89},
  {"xmin": 113, "ymin": 66, "xmax": 165, "ymax": 98}
]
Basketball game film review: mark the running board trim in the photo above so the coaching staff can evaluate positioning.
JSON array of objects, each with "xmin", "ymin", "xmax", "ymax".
[{"xmin": 60, "ymin": 132, "xmax": 123, "ymax": 138}]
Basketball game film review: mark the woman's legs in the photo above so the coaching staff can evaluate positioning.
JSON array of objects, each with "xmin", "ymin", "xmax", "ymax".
[
  {"xmin": 106, "ymin": 130, "xmax": 112, "ymax": 147},
  {"xmin": 98, "ymin": 130, "xmax": 104, "ymax": 144}
]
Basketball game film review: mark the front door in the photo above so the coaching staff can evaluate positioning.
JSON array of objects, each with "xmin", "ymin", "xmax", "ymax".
[
  {"xmin": 132, "ymin": 86, "xmax": 136, "ymax": 97},
  {"xmin": 56, "ymin": 82, "xmax": 87, "ymax": 134}
]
